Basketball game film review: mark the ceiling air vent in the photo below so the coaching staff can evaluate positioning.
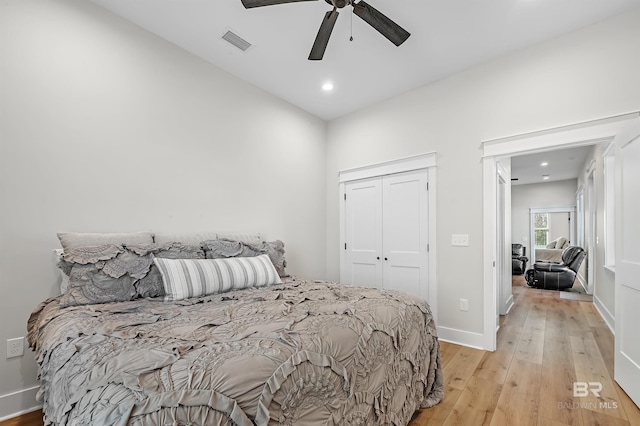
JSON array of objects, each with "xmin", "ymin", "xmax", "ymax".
[{"xmin": 222, "ymin": 30, "xmax": 252, "ymax": 52}]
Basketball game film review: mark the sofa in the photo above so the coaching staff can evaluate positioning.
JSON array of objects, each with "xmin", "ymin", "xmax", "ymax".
[
  {"xmin": 525, "ymin": 246, "xmax": 586, "ymax": 290},
  {"xmin": 535, "ymin": 236, "xmax": 569, "ymax": 263},
  {"xmin": 512, "ymin": 244, "xmax": 528, "ymax": 275}
]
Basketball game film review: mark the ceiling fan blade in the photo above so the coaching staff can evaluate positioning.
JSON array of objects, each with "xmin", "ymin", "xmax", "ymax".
[
  {"xmin": 308, "ymin": 10, "xmax": 339, "ymax": 61},
  {"xmin": 352, "ymin": 1, "xmax": 410, "ymax": 46},
  {"xmin": 241, "ymin": 0, "xmax": 317, "ymax": 8}
]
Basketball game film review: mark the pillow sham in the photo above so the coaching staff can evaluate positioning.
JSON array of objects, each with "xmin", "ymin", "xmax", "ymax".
[
  {"xmin": 57, "ymin": 232, "xmax": 154, "ymax": 251},
  {"xmin": 153, "ymin": 232, "xmax": 219, "ymax": 245},
  {"xmin": 216, "ymin": 232, "xmax": 262, "ymax": 245},
  {"xmin": 155, "ymin": 254, "xmax": 282, "ymax": 301},
  {"xmin": 202, "ymin": 239, "xmax": 288, "ymax": 277},
  {"xmin": 59, "ymin": 243, "xmax": 204, "ymax": 307}
]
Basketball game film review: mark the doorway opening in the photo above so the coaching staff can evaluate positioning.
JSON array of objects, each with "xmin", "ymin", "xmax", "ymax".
[{"xmin": 480, "ymin": 112, "xmax": 638, "ymax": 351}]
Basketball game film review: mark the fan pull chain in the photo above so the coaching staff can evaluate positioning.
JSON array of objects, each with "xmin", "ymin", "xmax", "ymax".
[{"xmin": 350, "ymin": 5, "xmax": 353, "ymax": 41}]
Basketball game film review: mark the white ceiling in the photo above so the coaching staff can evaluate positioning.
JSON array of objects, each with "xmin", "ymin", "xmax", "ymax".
[
  {"xmin": 510, "ymin": 145, "xmax": 592, "ymax": 186},
  {"xmin": 90, "ymin": 0, "xmax": 640, "ymax": 120}
]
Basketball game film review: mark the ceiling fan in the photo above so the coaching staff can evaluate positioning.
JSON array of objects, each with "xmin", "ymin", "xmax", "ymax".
[{"xmin": 241, "ymin": 0, "xmax": 411, "ymax": 60}]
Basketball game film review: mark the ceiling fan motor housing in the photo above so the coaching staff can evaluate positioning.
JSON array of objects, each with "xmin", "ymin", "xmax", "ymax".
[{"xmin": 326, "ymin": 0, "xmax": 349, "ymax": 8}]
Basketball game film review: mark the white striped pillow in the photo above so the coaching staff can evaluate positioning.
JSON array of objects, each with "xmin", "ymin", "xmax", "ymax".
[{"xmin": 154, "ymin": 254, "xmax": 282, "ymax": 301}]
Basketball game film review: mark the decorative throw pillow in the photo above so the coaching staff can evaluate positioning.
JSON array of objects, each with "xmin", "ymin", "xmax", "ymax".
[
  {"xmin": 557, "ymin": 237, "xmax": 569, "ymax": 250},
  {"xmin": 155, "ymin": 254, "xmax": 282, "ymax": 301},
  {"xmin": 153, "ymin": 232, "xmax": 219, "ymax": 245},
  {"xmin": 202, "ymin": 239, "xmax": 288, "ymax": 277},
  {"xmin": 57, "ymin": 232, "xmax": 154, "ymax": 251},
  {"xmin": 546, "ymin": 240, "xmax": 557, "ymax": 249},
  {"xmin": 58, "ymin": 243, "xmax": 204, "ymax": 307},
  {"xmin": 215, "ymin": 232, "xmax": 263, "ymax": 245}
]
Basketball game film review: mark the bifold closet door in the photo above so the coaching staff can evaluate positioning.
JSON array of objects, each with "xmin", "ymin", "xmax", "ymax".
[
  {"xmin": 344, "ymin": 177, "xmax": 384, "ymax": 288},
  {"xmin": 343, "ymin": 169, "xmax": 429, "ymax": 299},
  {"xmin": 382, "ymin": 170, "xmax": 429, "ymax": 300}
]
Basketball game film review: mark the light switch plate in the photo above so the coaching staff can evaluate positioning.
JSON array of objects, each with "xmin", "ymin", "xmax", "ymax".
[{"xmin": 452, "ymin": 234, "xmax": 469, "ymax": 246}]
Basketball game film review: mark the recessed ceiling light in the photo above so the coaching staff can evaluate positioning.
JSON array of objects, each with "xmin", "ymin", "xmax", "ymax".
[
  {"xmin": 542, "ymin": 175, "xmax": 550, "ymax": 180},
  {"xmin": 322, "ymin": 82, "xmax": 334, "ymax": 92},
  {"xmin": 540, "ymin": 161, "xmax": 549, "ymax": 167}
]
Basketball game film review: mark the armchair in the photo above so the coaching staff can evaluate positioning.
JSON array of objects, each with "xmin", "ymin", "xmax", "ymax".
[
  {"xmin": 525, "ymin": 246, "xmax": 586, "ymax": 290},
  {"xmin": 512, "ymin": 244, "xmax": 528, "ymax": 275}
]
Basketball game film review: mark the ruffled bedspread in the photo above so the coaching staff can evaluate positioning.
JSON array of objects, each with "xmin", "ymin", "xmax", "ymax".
[{"xmin": 27, "ymin": 278, "xmax": 443, "ymax": 425}]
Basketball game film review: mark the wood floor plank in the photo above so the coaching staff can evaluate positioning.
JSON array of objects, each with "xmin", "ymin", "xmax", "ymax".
[
  {"xmin": 538, "ymin": 310, "xmax": 584, "ymax": 426},
  {"xmin": 474, "ymin": 324, "xmax": 520, "ymax": 385},
  {"xmin": 438, "ymin": 340, "xmax": 461, "ymax": 369},
  {"xmin": 409, "ymin": 384, "xmax": 463, "ymax": 425},
  {"xmin": 514, "ymin": 303, "xmax": 546, "ymax": 365},
  {"xmin": 442, "ymin": 345, "xmax": 486, "ymax": 391},
  {"xmin": 570, "ymin": 332, "xmax": 627, "ymax": 420},
  {"xmin": 591, "ymin": 325, "xmax": 615, "ymax": 379},
  {"xmin": 580, "ymin": 408, "xmax": 631, "ymax": 426},
  {"xmin": 442, "ymin": 376, "xmax": 502, "ymax": 426},
  {"xmin": 580, "ymin": 299, "xmax": 604, "ymax": 328},
  {"xmin": 490, "ymin": 358, "xmax": 541, "ymax": 426},
  {"xmin": 0, "ymin": 410, "xmax": 43, "ymax": 426},
  {"xmin": 615, "ymin": 382, "xmax": 640, "ymax": 425}
]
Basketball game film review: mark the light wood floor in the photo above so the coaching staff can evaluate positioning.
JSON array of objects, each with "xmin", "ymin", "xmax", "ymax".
[
  {"xmin": 409, "ymin": 276, "xmax": 640, "ymax": 426},
  {"xmin": 3, "ymin": 276, "xmax": 639, "ymax": 426}
]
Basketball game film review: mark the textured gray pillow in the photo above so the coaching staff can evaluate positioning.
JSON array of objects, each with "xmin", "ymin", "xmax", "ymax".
[
  {"xmin": 59, "ymin": 243, "xmax": 204, "ymax": 307},
  {"xmin": 153, "ymin": 232, "xmax": 219, "ymax": 245},
  {"xmin": 57, "ymin": 232, "xmax": 154, "ymax": 250},
  {"xmin": 202, "ymin": 239, "xmax": 288, "ymax": 277}
]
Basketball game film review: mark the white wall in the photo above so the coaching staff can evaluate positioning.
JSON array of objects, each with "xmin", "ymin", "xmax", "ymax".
[
  {"xmin": 511, "ymin": 179, "xmax": 578, "ymax": 256},
  {"xmin": 326, "ymin": 8, "xmax": 640, "ymax": 338},
  {"xmin": 0, "ymin": 0, "xmax": 327, "ymax": 414}
]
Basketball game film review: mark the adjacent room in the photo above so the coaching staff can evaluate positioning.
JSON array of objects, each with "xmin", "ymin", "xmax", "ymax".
[{"xmin": 2, "ymin": 0, "xmax": 640, "ymax": 425}]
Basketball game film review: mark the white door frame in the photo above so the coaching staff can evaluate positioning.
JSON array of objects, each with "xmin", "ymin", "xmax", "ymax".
[
  {"xmin": 481, "ymin": 112, "xmax": 639, "ymax": 351},
  {"xmin": 496, "ymin": 161, "xmax": 513, "ymax": 317},
  {"xmin": 338, "ymin": 152, "xmax": 438, "ymax": 321},
  {"xmin": 585, "ymin": 163, "xmax": 597, "ymax": 295}
]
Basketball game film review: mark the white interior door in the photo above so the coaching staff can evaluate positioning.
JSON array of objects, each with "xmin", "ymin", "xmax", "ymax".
[
  {"xmin": 614, "ymin": 117, "xmax": 640, "ymax": 407},
  {"xmin": 382, "ymin": 170, "xmax": 429, "ymax": 300},
  {"xmin": 344, "ymin": 178, "xmax": 383, "ymax": 288}
]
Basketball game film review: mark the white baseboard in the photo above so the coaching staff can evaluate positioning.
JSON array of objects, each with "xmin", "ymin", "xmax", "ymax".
[
  {"xmin": 593, "ymin": 295, "xmax": 615, "ymax": 335},
  {"xmin": 577, "ymin": 273, "xmax": 588, "ymax": 293},
  {"xmin": 503, "ymin": 295, "xmax": 514, "ymax": 315},
  {"xmin": 437, "ymin": 326, "xmax": 486, "ymax": 350},
  {"xmin": 0, "ymin": 386, "xmax": 41, "ymax": 422}
]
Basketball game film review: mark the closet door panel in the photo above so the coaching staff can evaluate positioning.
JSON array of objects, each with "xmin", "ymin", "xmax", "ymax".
[
  {"xmin": 344, "ymin": 178, "xmax": 383, "ymax": 288},
  {"xmin": 382, "ymin": 170, "xmax": 429, "ymax": 300}
]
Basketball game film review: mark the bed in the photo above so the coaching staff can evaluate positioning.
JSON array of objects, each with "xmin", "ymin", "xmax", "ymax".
[{"xmin": 27, "ymin": 233, "xmax": 443, "ymax": 425}]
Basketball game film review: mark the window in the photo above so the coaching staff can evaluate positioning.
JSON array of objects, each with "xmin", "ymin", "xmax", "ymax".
[{"xmin": 534, "ymin": 213, "xmax": 549, "ymax": 248}]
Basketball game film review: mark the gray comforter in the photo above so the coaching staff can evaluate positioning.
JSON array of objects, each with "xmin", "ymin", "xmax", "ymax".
[{"xmin": 28, "ymin": 277, "xmax": 443, "ymax": 425}]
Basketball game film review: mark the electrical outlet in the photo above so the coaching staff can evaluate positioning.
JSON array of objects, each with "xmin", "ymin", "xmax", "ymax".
[
  {"xmin": 460, "ymin": 299, "xmax": 469, "ymax": 312},
  {"xmin": 6, "ymin": 337, "xmax": 24, "ymax": 359}
]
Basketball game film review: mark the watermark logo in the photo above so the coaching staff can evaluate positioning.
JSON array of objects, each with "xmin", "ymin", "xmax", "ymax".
[
  {"xmin": 558, "ymin": 382, "xmax": 619, "ymax": 410},
  {"xmin": 573, "ymin": 381, "xmax": 602, "ymax": 398}
]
